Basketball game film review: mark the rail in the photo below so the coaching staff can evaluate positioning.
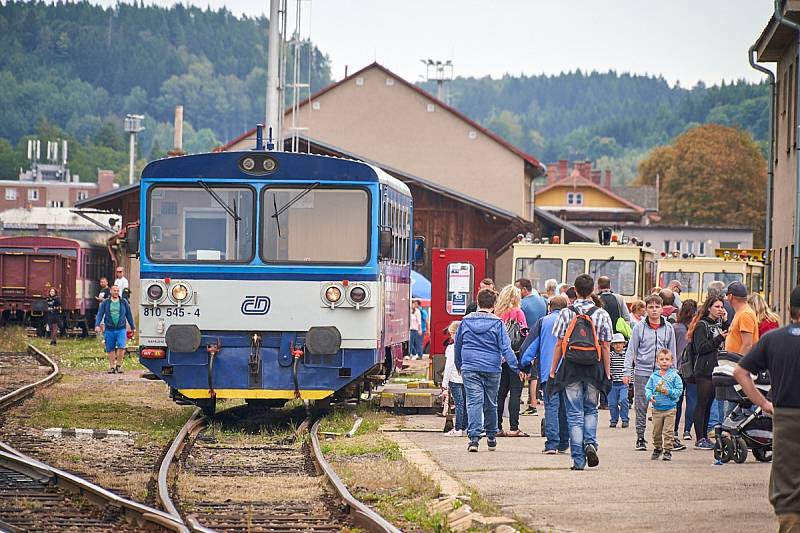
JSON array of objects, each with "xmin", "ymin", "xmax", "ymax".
[
  {"xmin": 310, "ymin": 418, "xmax": 403, "ymax": 533},
  {"xmin": 0, "ymin": 343, "xmax": 188, "ymax": 532},
  {"xmin": 0, "ymin": 345, "xmax": 60, "ymax": 411},
  {"xmin": 157, "ymin": 407, "xmax": 204, "ymax": 522}
]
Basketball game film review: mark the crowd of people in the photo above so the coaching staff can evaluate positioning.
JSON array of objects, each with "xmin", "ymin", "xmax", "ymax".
[{"xmin": 442, "ymin": 273, "xmax": 792, "ymax": 473}]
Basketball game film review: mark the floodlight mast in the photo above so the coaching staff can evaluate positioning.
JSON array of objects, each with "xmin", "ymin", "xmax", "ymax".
[
  {"xmin": 420, "ymin": 58, "xmax": 453, "ymax": 104},
  {"xmin": 124, "ymin": 114, "xmax": 145, "ymax": 185}
]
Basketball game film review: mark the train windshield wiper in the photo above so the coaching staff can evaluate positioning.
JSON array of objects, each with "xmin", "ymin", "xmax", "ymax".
[
  {"xmin": 197, "ymin": 180, "xmax": 241, "ymax": 239},
  {"xmin": 591, "ymin": 256, "xmax": 615, "ymax": 276},
  {"xmin": 270, "ymin": 182, "xmax": 321, "ymax": 238}
]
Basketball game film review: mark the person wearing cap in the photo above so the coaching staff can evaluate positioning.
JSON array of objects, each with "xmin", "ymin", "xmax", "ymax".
[
  {"xmin": 608, "ymin": 332, "xmax": 630, "ymax": 428},
  {"xmin": 725, "ymin": 281, "xmax": 759, "ymax": 356},
  {"xmin": 734, "ymin": 286, "xmax": 800, "ymax": 533}
]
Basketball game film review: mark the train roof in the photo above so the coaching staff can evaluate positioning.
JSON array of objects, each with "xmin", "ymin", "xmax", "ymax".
[
  {"xmin": 142, "ymin": 150, "xmax": 411, "ymax": 196},
  {"xmin": 0, "ymin": 234, "xmax": 98, "ymax": 249}
]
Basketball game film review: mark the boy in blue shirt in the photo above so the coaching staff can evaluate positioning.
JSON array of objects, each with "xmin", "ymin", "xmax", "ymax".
[{"xmin": 645, "ymin": 348, "xmax": 683, "ymax": 461}]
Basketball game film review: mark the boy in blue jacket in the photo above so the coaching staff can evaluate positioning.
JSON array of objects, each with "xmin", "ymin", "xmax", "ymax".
[
  {"xmin": 645, "ymin": 348, "xmax": 684, "ymax": 461},
  {"xmin": 455, "ymin": 288, "xmax": 521, "ymax": 453}
]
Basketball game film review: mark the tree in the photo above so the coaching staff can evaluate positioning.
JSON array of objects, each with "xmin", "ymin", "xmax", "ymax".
[
  {"xmin": 0, "ymin": 138, "xmax": 21, "ymax": 180},
  {"xmin": 638, "ymin": 124, "xmax": 767, "ymax": 245}
]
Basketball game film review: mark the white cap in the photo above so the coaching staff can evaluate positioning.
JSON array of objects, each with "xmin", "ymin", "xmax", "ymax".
[{"xmin": 611, "ymin": 333, "xmax": 626, "ymax": 344}]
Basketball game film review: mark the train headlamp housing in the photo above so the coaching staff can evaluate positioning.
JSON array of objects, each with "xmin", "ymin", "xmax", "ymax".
[
  {"xmin": 146, "ymin": 283, "xmax": 166, "ymax": 303},
  {"xmin": 347, "ymin": 285, "xmax": 370, "ymax": 307},
  {"xmin": 325, "ymin": 286, "xmax": 342, "ymax": 303},
  {"xmin": 170, "ymin": 282, "xmax": 191, "ymax": 303}
]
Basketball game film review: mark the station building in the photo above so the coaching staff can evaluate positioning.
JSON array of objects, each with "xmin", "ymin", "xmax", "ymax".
[{"xmin": 754, "ymin": 1, "xmax": 800, "ymax": 320}]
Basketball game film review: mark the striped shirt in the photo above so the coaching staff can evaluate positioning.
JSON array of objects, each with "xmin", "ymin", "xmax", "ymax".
[
  {"xmin": 610, "ymin": 349, "xmax": 629, "ymax": 382},
  {"xmin": 551, "ymin": 298, "xmax": 614, "ymax": 343}
]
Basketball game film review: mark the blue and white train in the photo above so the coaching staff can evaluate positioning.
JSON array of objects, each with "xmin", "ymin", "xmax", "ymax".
[{"xmin": 130, "ymin": 127, "xmax": 417, "ymax": 415}]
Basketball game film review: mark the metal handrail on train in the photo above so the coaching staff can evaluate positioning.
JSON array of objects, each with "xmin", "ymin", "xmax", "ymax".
[{"xmin": 309, "ymin": 419, "xmax": 403, "ymax": 533}]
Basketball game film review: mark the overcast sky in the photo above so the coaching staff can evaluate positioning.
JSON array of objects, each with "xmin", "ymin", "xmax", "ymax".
[{"xmin": 93, "ymin": 0, "xmax": 776, "ymax": 86}]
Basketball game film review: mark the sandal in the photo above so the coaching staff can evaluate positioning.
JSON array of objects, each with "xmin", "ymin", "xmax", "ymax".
[
  {"xmin": 108, "ymin": 367, "xmax": 116, "ymax": 374},
  {"xmin": 115, "ymin": 365, "xmax": 123, "ymax": 374},
  {"xmin": 505, "ymin": 430, "xmax": 530, "ymax": 437},
  {"xmin": 496, "ymin": 430, "xmax": 508, "ymax": 437}
]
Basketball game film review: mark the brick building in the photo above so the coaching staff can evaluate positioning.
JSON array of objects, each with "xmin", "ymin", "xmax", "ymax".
[{"xmin": 0, "ymin": 169, "xmax": 117, "ymax": 212}]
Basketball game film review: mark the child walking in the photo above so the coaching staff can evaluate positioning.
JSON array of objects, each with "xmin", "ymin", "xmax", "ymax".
[
  {"xmin": 608, "ymin": 333, "xmax": 630, "ymax": 428},
  {"xmin": 645, "ymin": 349, "xmax": 684, "ymax": 461},
  {"xmin": 442, "ymin": 321, "xmax": 467, "ymax": 436}
]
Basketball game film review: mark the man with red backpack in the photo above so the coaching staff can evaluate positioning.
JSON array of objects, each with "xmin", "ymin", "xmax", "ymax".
[{"xmin": 549, "ymin": 274, "xmax": 613, "ymax": 470}]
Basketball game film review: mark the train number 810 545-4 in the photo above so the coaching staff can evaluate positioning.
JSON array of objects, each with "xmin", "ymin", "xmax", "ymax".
[{"xmin": 143, "ymin": 307, "xmax": 200, "ymax": 318}]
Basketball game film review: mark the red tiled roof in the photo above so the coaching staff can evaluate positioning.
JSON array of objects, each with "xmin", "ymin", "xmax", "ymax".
[
  {"xmin": 536, "ymin": 171, "xmax": 646, "ymax": 214},
  {"xmin": 214, "ymin": 62, "xmax": 545, "ymax": 174}
]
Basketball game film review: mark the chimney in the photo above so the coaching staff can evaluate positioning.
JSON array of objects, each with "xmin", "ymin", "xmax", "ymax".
[
  {"xmin": 547, "ymin": 163, "xmax": 558, "ymax": 184},
  {"xmin": 579, "ymin": 161, "xmax": 591, "ymax": 180},
  {"xmin": 591, "ymin": 169, "xmax": 601, "ymax": 184},
  {"xmin": 97, "ymin": 169, "xmax": 115, "ymax": 194},
  {"xmin": 558, "ymin": 159, "xmax": 568, "ymax": 180},
  {"xmin": 168, "ymin": 105, "xmax": 186, "ymax": 157},
  {"xmin": 604, "ymin": 169, "xmax": 612, "ymax": 189}
]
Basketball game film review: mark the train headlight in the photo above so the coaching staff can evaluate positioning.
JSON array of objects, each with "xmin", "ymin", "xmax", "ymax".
[
  {"xmin": 241, "ymin": 157, "xmax": 256, "ymax": 171},
  {"xmin": 147, "ymin": 283, "xmax": 164, "ymax": 301},
  {"xmin": 324, "ymin": 286, "xmax": 342, "ymax": 304},
  {"xmin": 171, "ymin": 283, "xmax": 190, "ymax": 302},
  {"xmin": 348, "ymin": 285, "xmax": 369, "ymax": 305}
]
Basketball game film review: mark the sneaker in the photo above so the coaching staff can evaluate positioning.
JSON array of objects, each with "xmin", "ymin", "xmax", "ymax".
[
  {"xmin": 487, "ymin": 439, "xmax": 497, "ymax": 451},
  {"xmin": 662, "ymin": 451, "xmax": 672, "ymax": 461},
  {"xmin": 444, "ymin": 429, "xmax": 463, "ymax": 437},
  {"xmin": 521, "ymin": 406, "xmax": 537, "ymax": 416},
  {"xmin": 584, "ymin": 444, "xmax": 599, "ymax": 467},
  {"xmin": 107, "ymin": 367, "xmax": 116, "ymax": 374},
  {"xmin": 621, "ymin": 422, "xmax": 629, "ymax": 428},
  {"xmin": 609, "ymin": 421, "xmax": 618, "ymax": 428},
  {"xmin": 468, "ymin": 441, "xmax": 479, "ymax": 452},
  {"xmin": 651, "ymin": 448, "xmax": 663, "ymax": 460},
  {"xmin": 635, "ymin": 438, "xmax": 647, "ymax": 451},
  {"xmin": 694, "ymin": 438, "xmax": 714, "ymax": 450},
  {"xmin": 683, "ymin": 431, "xmax": 693, "ymax": 441},
  {"xmin": 570, "ymin": 465, "xmax": 585, "ymax": 471},
  {"xmin": 672, "ymin": 439, "xmax": 687, "ymax": 451},
  {"xmin": 115, "ymin": 365, "xmax": 123, "ymax": 374},
  {"xmin": 542, "ymin": 448, "xmax": 557, "ymax": 455},
  {"xmin": 557, "ymin": 448, "xmax": 568, "ymax": 454}
]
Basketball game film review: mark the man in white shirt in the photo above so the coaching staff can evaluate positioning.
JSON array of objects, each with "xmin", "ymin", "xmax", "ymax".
[{"xmin": 114, "ymin": 266, "xmax": 129, "ymax": 300}]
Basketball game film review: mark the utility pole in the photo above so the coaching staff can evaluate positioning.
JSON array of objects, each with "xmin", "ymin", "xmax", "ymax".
[{"xmin": 124, "ymin": 114, "xmax": 145, "ymax": 185}]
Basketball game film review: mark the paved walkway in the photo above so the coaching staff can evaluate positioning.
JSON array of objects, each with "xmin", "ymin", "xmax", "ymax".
[{"xmin": 392, "ymin": 409, "xmax": 776, "ymax": 532}]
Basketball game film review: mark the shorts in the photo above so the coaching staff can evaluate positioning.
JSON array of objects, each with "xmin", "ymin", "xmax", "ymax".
[{"xmin": 104, "ymin": 328, "xmax": 127, "ymax": 352}]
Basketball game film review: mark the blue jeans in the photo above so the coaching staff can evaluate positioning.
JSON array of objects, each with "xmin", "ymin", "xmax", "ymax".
[
  {"xmin": 449, "ymin": 382, "xmax": 468, "ymax": 431},
  {"xmin": 543, "ymin": 382, "xmax": 569, "ymax": 451},
  {"xmin": 708, "ymin": 399, "xmax": 725, "ymax": 432},
  {"xmin": 675, "ymin": 382, "xmax": 697, "ymax": 434},
  {"xmin": 564, "ymin": 381, "xmax": 599, "ymax": 468},
  {"xmin": 463, "ymin": 371, "xmax": 501, "ymax": 442},
  {"xmin": 607, "ymin": 382, "xmax": 630, "ymax": 424},
  {"xmin": 409, "ymin": 330, "xmax": 422, "ymax": 356}
]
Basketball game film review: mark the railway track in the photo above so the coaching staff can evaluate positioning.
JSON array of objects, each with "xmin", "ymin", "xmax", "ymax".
[
  {"xmin": 159, "ymin": 406, "xmax": 401, "ymax": 533},
  {"xmin": 0, "ymin": 344, "xmax": 187, "ymax": 532}
]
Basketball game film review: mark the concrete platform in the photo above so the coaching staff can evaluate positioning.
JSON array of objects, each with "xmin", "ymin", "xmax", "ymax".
[{"xmin": 388, "ymin": 409, "xmax": 777, "ymax": 532}]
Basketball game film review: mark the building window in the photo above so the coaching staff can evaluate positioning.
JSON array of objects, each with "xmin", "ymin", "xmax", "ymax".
[
  {"xmin": 699, "ymin": 241, "xmax": 706, "ymax": 256},
  {"xmin": 675, "ymin": 240, "xmax": 681, "ymax": 253},
  {"xmin": 5, "ymin": 188, "xmax": 17, "ymax": 201},
  {"xmin": 687, "ymin": 240, "xmax": 694, "ymax": 254},
  {"xmin": 566, "ymin": 192, "xmax": 583, "ymax": 206},
  {"xmin": 77, "ymin": 191, "xmax": 89, "ymax": 200},
  {"xmin": 664, "ymin": 240, "xmax": 671, "ymax": 253},
  {"xmin": 28, "ymin": 189, "xmax": 39, "ymax": 201},
  {"xmin": 720, "ymin": 241, "xmax": 740, "ymax": 249},
  {"xmin": 49, "ymin": 200, "xmax": 64, "ymax": 207}
]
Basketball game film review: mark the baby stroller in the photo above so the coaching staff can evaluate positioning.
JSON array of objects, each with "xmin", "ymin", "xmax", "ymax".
[{"xmin": 711, "ymin": 351, "xmax": 772, "ymax": 463}]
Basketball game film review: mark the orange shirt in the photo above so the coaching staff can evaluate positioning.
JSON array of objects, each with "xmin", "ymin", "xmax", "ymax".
[{"xmin": 725, "ymin": 305, "xmax": 759, "ymax": 355}]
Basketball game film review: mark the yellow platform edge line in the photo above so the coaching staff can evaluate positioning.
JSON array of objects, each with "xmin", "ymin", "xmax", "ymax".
[{"xmin": 179, "ymin": 389, "xmax": 333, "ymax": 400}]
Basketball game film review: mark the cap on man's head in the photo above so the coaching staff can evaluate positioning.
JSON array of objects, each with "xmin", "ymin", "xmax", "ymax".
[
  {"xmin": 791, "ymin": 285, "xmax": 800, "ymax": 308},
  {"xmin": 727, "ymin": 281, "xmax": 748, "ymax": 299}
]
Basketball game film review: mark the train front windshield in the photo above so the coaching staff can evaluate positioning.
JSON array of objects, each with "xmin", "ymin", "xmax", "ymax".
[
  {"xmin": 589, "ymin": 259, "xmax": 636, "ymax": 296},
  {"xmin": 262, "ymin": 187, "xmax": 369, "ymax": 264},
  {"xmin": 147, "ymin": 185, "xmax": 255, "ymax": 262}
]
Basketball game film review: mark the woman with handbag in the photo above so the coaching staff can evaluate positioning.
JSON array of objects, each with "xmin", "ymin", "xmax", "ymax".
[
  {"xmin": 687, "ymin": 295, "xmax": 728, "ymax": 450},
  {"xmin": 494, "ymin": 285, "xmax": 529, "ymax": 437},
  {"xmin": 45, "ymin": 288, "xmax": 62, "ymax": 346}
]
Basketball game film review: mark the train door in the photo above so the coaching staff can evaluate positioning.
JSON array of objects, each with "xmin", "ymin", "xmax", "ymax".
[{"xmin": 430, "ymin": 248, "xmax": 487, "ymax": 384}]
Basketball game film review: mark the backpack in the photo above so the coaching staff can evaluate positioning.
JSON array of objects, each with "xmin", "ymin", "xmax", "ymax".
[
  {"xmin": 562, "ymin": 305, "xmax": 602, "ymax": 366},
  {"xmin": 505, "ymin": 318, "xmax": 526, "ymax": 354},
  {"xmin": 678, "ymin": 338, "xmax": 696, "ymax": 383}
]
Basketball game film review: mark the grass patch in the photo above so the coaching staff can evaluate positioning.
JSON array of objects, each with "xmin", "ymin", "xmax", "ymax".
[
  {"xmin": 0, "ymin": 326, "xmax": 29, "ymax": 352},
  {"xmin": 30, "ymin": 337, "xmax": 145, "ymax": 372}
]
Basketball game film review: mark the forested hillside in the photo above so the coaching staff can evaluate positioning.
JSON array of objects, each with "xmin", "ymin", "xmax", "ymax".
[
  {"xmin": 420, "ymin": 72, "xmax": 770, "ymax": 183},
  {"xmin": 0, "ymin": 0, "xmax": 330, "ymax": 182}
]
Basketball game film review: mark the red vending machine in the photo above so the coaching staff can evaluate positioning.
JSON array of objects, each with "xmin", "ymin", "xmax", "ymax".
[{"xmin": 429, "ymin": 248, "xmax": 487, "ymax": 384}]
